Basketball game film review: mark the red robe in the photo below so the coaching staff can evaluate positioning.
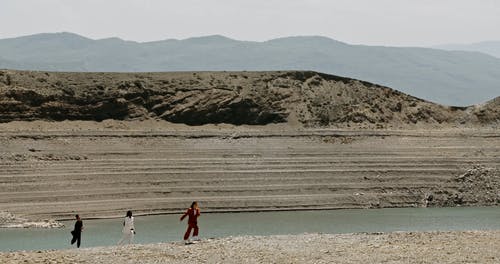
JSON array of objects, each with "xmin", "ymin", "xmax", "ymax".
[
  {"xmin": 181, "ymin": 208, "xmax": 200, "ymax": 225},
  {"xmin": 181, "ymin": 208, "xmax": 200, "ymax": 240}
]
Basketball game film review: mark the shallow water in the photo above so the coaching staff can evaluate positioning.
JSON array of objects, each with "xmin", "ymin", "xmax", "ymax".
[{"xmin": 1, "ymin": 207, "xmax": 499, "ymax": 252}]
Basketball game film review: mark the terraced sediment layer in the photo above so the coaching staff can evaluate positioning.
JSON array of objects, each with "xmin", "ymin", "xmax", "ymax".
[
  {"xmin": 0, "ymin": 70, "xmax": 498, "ymax": 222},
  {"xmin": 0, "ymin": 121, "xmax": 498, "ymax": 220}
]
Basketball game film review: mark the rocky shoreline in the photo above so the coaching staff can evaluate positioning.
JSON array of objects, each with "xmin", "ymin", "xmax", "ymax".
[
  {"xmin": 0, "ymin": 211, "xmax": 63, "ymax": 229},
  {"xmin": 1, "ymin": 231, "xmax": 499, "ymax": 263}
]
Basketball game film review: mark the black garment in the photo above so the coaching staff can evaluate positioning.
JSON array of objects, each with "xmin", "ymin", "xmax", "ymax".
[{"xmin": 70, "ymin": 220, "xmax": 83, "ymax": 248}]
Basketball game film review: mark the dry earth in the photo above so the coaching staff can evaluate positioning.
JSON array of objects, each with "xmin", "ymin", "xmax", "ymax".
[
  {"xmin": 0, "ymin": 70, "xmax": 499, "ymax": 127},
  {"xmin": 0, "ymin": 121, "xmax": 498, "ymax": 221},
  {"xmin": 0, "ymin": 70, "xmax": 498, "ymax": 223},
  {"xmin": 1, "ymin": 231, "xmax": 499, "ymax": 264},
  {"xmin": 0, "ymin": 71, "xmax": 499, "ymax": 264}
]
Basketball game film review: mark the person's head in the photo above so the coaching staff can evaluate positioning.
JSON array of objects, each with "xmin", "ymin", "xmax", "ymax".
[
  {"xmin": 75, "ymin": 214, "xmax": 80, "ymax": 220},
  {"xmin": 126, "ymin": 210, "xmax": 132, "ymax": 218},
  {"xmin": 190, "ymin": 201, "xmax": 198, "ymax": 209}
]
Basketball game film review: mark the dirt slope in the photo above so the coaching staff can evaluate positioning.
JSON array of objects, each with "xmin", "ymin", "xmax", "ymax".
[
  {"xmin": 0, "ymin": 70, "xmax": 497, "ymax": 127},
  {"xmin": 0, "ymin": 122, "xmax": 498, "ymax": 220},
  {"xmin": 0, "ymin": 70, "xmax": 498, "ymax": 221}
]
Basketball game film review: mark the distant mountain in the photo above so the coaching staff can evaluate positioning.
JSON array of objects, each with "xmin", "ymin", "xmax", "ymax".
[
  {"xmin": 1, "ymin": 32, "xmax": 500, "ymax": 106},
  {"xmin": 434, "ymin": 41, "xmax": 500, "ymax": 59}
]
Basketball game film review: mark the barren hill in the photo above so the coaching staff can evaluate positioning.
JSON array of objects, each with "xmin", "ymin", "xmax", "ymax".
[
  {"xmin": 0, "ymin": 70, "xmax": 497, "ymax": 128},
  {"xmin": 2, "ymin": 33, "xmax": 500, "ymax": 106},
  {"xmin": 0, "ymin": 70, "xmax": 499, "ymax": 220}
]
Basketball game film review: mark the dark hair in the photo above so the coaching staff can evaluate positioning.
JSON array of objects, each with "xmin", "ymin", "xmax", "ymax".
[
  {"xmin": 126, "ymin": 210, "xmax": 132, "ymax": 218},
  {"xmin": 75, "ymin": 214, "xmax": 79, "ymax": 219},
  {"xmin": 190, "ymin": 201, "xmax": 197, "ymax": 209}
]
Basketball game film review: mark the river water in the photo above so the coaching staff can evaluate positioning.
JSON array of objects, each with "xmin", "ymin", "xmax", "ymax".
[{"xmin": 1, "ymin": 207, "xmax": 499, "ymax": 251}]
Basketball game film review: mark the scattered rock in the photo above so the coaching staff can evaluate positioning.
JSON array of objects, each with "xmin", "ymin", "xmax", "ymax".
[
  {"xmin": 1, "ymin": 231, "xmax": 499, "ymax": 263},
  {"xmin": 430, "ymin": 165, "xmax": 500, "ymax": 207},
  {"xmin": 0, "ymin": 211, "xmax": 64, "ymax": 228}
]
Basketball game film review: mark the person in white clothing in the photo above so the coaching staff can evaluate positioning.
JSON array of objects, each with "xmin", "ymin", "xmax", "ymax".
[{"xmin": 117, "ymin": 210, "xmax": 135, "ymax": 245}]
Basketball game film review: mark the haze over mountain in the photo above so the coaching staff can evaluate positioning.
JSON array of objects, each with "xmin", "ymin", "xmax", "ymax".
[
  {"xmin": 1, "ymin": 32, "xmax": 500, "ymax": 106},
  {"xmin": 434, "ymin": 41, "xmax": 500, "ymax": 59}
]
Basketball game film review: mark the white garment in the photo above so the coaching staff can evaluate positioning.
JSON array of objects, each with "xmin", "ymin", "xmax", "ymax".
[
  {"xmin": 122, "ymin": 216, "xmax": 134, "ymax": 234},
  {"xmin": 117, "ymin": 216, "xmax": 135, "ymax": 245},
  {"xmin": 117, "ymin": 232, "xmax": 134, "ymax": 245}
]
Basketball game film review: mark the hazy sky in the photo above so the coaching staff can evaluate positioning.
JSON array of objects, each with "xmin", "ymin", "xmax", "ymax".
[{"xmin": 1, "ymin": 0, "xmax": 499, "ymax": 46}]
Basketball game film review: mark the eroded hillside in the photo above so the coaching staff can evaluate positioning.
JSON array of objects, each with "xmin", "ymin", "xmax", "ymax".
[{"xmin": 0, "ymin": 70, "xmax": 498, "ymax": 127}]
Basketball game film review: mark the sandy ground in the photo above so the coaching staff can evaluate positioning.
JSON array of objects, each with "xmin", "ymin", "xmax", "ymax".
[
  {"xmin": 0, "ymin": 121, "xmax": 499, "ymax": 221},
  {"xmin": 1, "ymin": 231, "xmax": 499, "ymax": 263}
]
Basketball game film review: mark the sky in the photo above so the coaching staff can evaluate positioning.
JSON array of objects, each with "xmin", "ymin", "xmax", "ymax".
[{"xmin": 1, "ymin": 0, "xmax": 499, "ymax": 46}]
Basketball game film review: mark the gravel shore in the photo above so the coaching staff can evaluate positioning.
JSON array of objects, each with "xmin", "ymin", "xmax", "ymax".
[
  {"xmin": 1, "ymin": 231, "xmax": 499, "ymax": 264},
  {"xmin": 0, "ymin": 211, "xmax": 63, "ymax": 228}
]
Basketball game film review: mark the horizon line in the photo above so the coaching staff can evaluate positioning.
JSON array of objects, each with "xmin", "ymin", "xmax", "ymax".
[{"xmin": 2, "ymin": 31, "xmax": 499, "ymax": 48}]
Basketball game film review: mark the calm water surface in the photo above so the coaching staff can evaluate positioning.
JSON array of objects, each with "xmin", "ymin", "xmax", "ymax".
[{"xmin": 1, "ymin": 207, "xmax": 499, "ymax": 251}]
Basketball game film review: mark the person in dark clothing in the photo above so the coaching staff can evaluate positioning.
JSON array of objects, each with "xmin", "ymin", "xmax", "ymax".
[
  {"xmin": 70, "ymin": 214, "xmax": 83, "ymax": 248},
  {"xmin": 180, "ymin": 201, "xmax": 200, "ymax": 244}
]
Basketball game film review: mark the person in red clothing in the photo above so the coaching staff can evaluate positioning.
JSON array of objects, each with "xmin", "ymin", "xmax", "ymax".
[{"xmin": 180, "ymin": 201, "xmax": 200, "ymax": 244}]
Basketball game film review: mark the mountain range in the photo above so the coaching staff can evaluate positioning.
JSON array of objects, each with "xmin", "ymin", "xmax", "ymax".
[
  {"xmin": 1, "ymin": 32, "xmax": 500, "ymax": 106},
  {"xmin": 434, "ymin": 41, "xmax": 500, "ymax": 59}
]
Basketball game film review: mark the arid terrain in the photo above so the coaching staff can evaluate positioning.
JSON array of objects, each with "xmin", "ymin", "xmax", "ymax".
[
  {"xmin": 1, "ymin": 231, "xmax": 499, "ymax": 264},
  {"xmin": 0, "ymin": 70, "xmax": 498, "ymax": 127},
  {"xmin": 0, "ymin": 121, "xmax": 498, "ymax": 221},
  {"xmin": 0, "ymin": 70, "xmax": 499, "ymax": 223},
  {"xmin": 0, "ymin": 70, "xmax": 499, "ymax": 264}
]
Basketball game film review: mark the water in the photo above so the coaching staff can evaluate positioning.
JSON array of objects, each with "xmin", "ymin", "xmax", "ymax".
[{"xmin": 1, "ymin": 207, "xmax": 499, "ymax": 252}]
